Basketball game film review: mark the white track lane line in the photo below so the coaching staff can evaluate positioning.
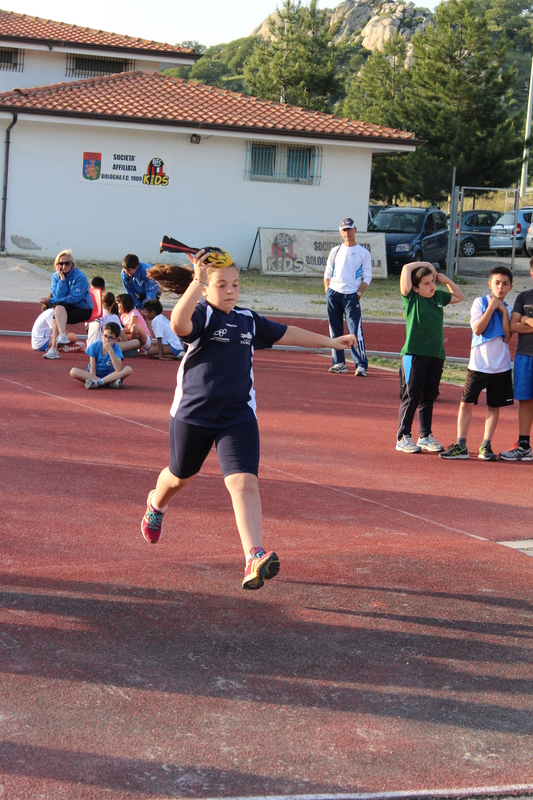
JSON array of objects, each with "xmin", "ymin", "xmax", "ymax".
[
  {"xmin": 1, "ymin": 376, "xmax": 487, "ymax": 542},
  {"xmin": 198, "ymin": 786, "xmax": 533, "ymax": 800}
]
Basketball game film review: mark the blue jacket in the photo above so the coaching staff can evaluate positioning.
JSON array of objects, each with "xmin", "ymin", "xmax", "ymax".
[
  {"xmin": 121, "ymin": 262, "xmax": 159, "ymax": 309},
  {"xmin": 50, "ymin": 268, "xmax": 92, "ymax": 309}
]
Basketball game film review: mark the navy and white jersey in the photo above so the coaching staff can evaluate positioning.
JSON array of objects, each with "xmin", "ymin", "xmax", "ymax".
[{"xmin": 170, "ymin": 298, "xmax": 287, "ymax": 427}]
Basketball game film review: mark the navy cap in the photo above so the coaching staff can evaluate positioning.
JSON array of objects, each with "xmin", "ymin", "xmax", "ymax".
[{"xmin": 339, "ymin": 217, "xmax": 355, "ymax": 230}]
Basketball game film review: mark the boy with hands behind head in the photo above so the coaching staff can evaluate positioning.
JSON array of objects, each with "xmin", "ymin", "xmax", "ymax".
[{"xmin": 396, "ymin": 262, "xmax": 464, "ymax": 454}]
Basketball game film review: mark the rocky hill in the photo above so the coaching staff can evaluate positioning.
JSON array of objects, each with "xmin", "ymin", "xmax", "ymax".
[{"xmin": 251, "ymin": 0, "xmax": 434, "ymax": 54}]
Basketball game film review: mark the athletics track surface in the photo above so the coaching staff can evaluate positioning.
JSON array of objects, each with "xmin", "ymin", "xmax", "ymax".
[{"xmin": 0, "ymin": 300, "xmax": 532, "ymax": 799}]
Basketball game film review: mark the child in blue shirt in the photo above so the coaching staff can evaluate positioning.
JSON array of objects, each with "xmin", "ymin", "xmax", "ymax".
[
  {"xmin": 121, "ymin": 253, "xmax": 159, "ymax": 309},
  {"xmin": 141, "ymin": 252, "xmax": 356, "ymax": 591},
  {"xmin": 70, "ymin": 322, "xmax": 133, "ymax": 389}
]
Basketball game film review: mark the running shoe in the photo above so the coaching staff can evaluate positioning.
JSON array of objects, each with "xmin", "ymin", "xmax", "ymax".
[
  {"xmin": 43, "ymin": 347, "xmax": 59, "ymax": 359},
  {"xmin": 417, "ymin": 434, "xmax": 444, "ymax": 453},
  {"xmin": 56, "ymin": 333, "xmax": 70, "ymax": 346},
  {"xmin": 85, "ymin": 378, "xmax": 100, "ymax": 389},
  {"xmin": 478, "ymin": 444, "xmax": 498, "ymax": 461},
  {"xmin": 498, "ymin": 442, "xmax": 533, "ymax": 461},
  {"xmin": 242, "ymin": 548, "xmax": 280, "ymax": 590},
  {"xmin": 439, "ymin": 443, "xmax": 469, "ymax": 460},
  {"xmin": 328, "ymin": 363, "xmax": 348, "ymax": 374},
  {"xmin": 355, "ymin": 366, "xmax": 367, "ymax": 377},
  {"xmin": 395, "ymin": 435, "xmax": 421, "ymax": 453},
  {"xmin": 141, "ymin": 489, "xmax": 165, "ymax": 544},
  {"xmin": 110, "ymin": 379, "xmax": 123, "ymax": 389}
]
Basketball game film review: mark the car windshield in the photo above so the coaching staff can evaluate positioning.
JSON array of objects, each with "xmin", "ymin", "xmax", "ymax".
[{"xmin": 368, "ymin": 211, "xmax": 423, "ymax": 234}]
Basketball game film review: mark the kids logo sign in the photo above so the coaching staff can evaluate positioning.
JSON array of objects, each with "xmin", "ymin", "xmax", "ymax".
[
  {"xmin": 143, "ymin": 157, "xmax": 169, "ymax": 186},
  {"xmin": 265, "ymin": 233, "xmax": 304, "ymax": 274}
]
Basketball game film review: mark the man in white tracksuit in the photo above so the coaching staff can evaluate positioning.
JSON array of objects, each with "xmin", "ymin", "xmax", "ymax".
[{"xmin": 324, "ymin": 217, "xmax": 372, "ymax": 376}]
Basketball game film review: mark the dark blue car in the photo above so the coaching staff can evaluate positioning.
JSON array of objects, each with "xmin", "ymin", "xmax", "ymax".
[{"xmin": 368, "ymin": 206, "xmax": 449, "ymax": 272}]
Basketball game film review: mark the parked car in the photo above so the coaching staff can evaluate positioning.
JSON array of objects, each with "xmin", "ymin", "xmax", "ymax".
[
  {"xmin": 367, "ymin": 203, "xmax": 393, "ymax": 226},
  {"xmin": 456, "ymin": 209, "xmax": 502, "ymax": 257},
  {"xmin": 489, "ymin": 208, "xmax": 533, "ymax": 255},
  {"xmin": 526, "ymin": 223, "xmax": 533, "ymax": 256},
  {"xmin": 367, "ymin": 206, "xmax": 449, "ymax": 271}
]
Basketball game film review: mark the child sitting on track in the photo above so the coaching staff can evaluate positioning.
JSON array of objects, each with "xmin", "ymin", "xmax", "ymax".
[
  {"xmin": 396, "ymin": 261, "xmax": 464, "ymax": 454},
  {"xmin": 32, "ymin": 306, "xmax": 77, "ymax": 353},
  {"xmin": 440, "ymin": 266, "xmax": 513, "ymax": 461},
  {"xmin": 141, "ymin": 252, "xmax": 356, "ymax": 590},
  {"xmin": 70, "ymin": 322, "xmax": 132, "ymax": 389},
  {"xmin": 143, "ymin": 298, "xmax": 184, "ymax": 360},
  {"xmin": 116, "ymin": 293, "xmax": 151, "ymax": 354}
]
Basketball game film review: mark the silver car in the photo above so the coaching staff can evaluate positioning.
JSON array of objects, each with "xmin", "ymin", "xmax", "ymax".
[{"xmin": 489, "ymin": 208, "xmax": 533, "ymax": 255}]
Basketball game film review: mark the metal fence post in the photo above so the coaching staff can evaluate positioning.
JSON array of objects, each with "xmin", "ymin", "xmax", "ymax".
[{"xmin": 446, "ymin": 170, "xmax": 459, "ymax": 278}]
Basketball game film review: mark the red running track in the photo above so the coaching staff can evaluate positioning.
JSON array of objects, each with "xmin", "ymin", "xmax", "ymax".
[
  {"xmin": 0, "ymin": 303, "xmax": 532, "ymax": 799},
  {"xmin": 1, "ymin": 299, "xmax": 508, "ymax": 359}
]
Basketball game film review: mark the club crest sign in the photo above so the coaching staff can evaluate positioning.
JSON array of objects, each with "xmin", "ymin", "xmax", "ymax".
[{"xmin": 83, "ymin": 152, "xmax": 101, "ymax": 181}]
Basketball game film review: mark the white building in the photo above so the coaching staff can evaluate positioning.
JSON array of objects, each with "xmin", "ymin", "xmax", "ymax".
[
  {"xmin": 0, "ymin": 11, "xmax": 420, "ymax": 266},
  {"xmin": 0, "ymin": 8, "xmax": 198, "ymax": 92}
]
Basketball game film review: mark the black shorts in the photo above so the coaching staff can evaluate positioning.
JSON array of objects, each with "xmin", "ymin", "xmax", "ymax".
[
  {"xmin": 168, "ymin": 416, "xmax": 260, "ymax": 479},
  {"xmin": 54, "ymin": 303, "xmax": 92, "ymax": 325},
  {"xmin": 461, "ymin": 368, "xmax": 514, "ymax": 407}
]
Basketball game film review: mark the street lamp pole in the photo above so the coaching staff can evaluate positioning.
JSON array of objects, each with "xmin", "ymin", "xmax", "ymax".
[{"xmin": 520, "ymin": 53, "xmax": 533, "ymax": 198}]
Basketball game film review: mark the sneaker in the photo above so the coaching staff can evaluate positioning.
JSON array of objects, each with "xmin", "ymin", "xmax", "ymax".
[
  {"xmin": 110, "ymin": 379, "xmax": 123, "ymax": 389},
  {"xmin": 395, "ymin": 435, "xmax": 422, "ymax": 453},
  {"xmin": 355, "ymin": 366, "xmax": 367, "ymax": 377},
  {"xmin": 439, "ymin": 443, "xmax": 469, "ymax": 460},
  {"xmin": 85, "ymin": 378, "xmax": 100, "ymax": 389},
  {"xmin": 498, "ymin": 442, "xmax": 533, "ymax": 461},
  {"xmin": 56, "ymin": 333, "xmax": 70, "ymax": 346},
  {"xmin": 141, "ymin": 489, "xmax": 164, "ymax": 544},
  {"xmin": 43, "ymin": 347, "xmax": 59, "ymax": 359},
  {"xmin": 478, "ymin": 443, "xmax": 497, "ymax": 461},
  {"xmin": 242, "ymin": 548, "xmax": 280, "ymax": 590},
  {"xmin": 328, "ymin": 363, "xmax": 348, "ymax": 374},
  {"xmin": 417, "ymin": 434, "xmax": 444, "ymax": 453}
]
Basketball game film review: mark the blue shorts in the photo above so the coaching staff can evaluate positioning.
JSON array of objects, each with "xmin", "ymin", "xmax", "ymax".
[
  {"xmin": 35, "ymin": 339, "xmax": 50, "ymax": 352},
  {"xmin": 168, "ymin": 416, "xmax": 260, "ymax": 479},
  {"xmin": 170, "ymin": 344, "xmax": 183, "ymax": 356},
  {"xmin": 513, "ymin": 354, "xmax": 533, "ymax": 401}
]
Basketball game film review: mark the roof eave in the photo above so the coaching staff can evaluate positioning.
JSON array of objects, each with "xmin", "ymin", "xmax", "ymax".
[
  {"xmin": 0, "ymin": 35, "xmax": 202, "ymax": 60},
  {"xmin": 0, "ymin": 105, "xmax": 422, "ymax": 147}
]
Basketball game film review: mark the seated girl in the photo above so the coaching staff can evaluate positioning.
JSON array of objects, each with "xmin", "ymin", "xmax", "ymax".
[{"xmin": 116, "ymin": 293, "xmax": 151, "ymax": 353}]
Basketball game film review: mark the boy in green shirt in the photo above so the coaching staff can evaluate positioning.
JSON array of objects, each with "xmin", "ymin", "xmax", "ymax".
[{"xmin": 396, "ymin": 262, "xmax": 464, "ymax": 453}]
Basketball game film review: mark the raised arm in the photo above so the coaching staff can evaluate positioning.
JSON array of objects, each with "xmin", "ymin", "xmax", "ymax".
[
  {"xmin": 170, "ymin": 251, "xmax": 210, "ymax": 337},
  {"xmin": 276, "ymin": 325, "xmax": 355, "ymax": 351},
  {"xmin": 399, "ymin": 261, "xmax": 432, "ymax": 297},
  {"xmin": 435, "ymin": 272, "xmax": 464, "ymax": 305}
]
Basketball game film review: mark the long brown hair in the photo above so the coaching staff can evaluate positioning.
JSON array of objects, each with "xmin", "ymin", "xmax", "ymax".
[{"xmin": 147, "ymin": 263, "xmax": 236, "ymax": 295}]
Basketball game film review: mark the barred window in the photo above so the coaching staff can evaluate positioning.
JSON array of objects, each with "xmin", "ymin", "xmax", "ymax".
[
  {"xmin": 66, "ymin": 54, "xmax": 135, "ymax": 79},
  {"xmin": 245, "ymin": 141, "xmax": 322, "ymax": 186},
  {"xmin": 0, "ymin": 47, "xmax": 24, "ymax": 73}
]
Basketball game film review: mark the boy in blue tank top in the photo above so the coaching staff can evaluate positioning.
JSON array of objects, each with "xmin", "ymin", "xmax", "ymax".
[{"xmin": 440, "ymin": 266, "xmax": 513, "ymax": 461}]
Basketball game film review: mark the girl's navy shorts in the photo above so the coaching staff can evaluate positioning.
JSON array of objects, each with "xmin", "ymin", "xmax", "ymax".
[{"xmin": 168, "ymin": 416, "xmax": 260, "ymax": 479}]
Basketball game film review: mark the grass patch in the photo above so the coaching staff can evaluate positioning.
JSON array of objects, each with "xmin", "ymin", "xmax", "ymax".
[
  {"xmin": 25, "ymin": 257, "xmax": 124, "ymax": 294},
  {"xmin": 368, "ymin": 355, "xmax": 467, "ymax": 386}
]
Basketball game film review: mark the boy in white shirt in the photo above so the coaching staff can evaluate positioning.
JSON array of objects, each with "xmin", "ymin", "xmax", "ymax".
[
  {"xmin": 32, "ymin": 307, "xmax": 77, "ymax": 353},
  {"xmin": 440, "ymin": 267, "xmax": 513, "ymax": 461},
  {"xmin": 143, "ymin": 299, "xmax": 184, "ymax": 360}
]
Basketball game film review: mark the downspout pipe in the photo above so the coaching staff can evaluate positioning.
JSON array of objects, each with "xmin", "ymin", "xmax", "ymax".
[{"xmin": 1, "ymin": 113, "xmax": 18, "ymax": 252}]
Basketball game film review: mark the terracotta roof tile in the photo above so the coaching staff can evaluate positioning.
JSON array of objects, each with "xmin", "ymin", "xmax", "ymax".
[
  {"xmin": 0, "ymin": 9, "xmax": 197, "ymax": 57},
  {"xmin": 0, "ymin": 71, "xmax": 419, "ymax": 144}
]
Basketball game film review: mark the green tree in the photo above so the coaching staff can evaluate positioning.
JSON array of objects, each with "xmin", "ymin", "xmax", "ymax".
[
  {"xmin": 400, "ymin": 0, "xmax": 523, "ymax": 195},
  {"xmin": 243, "ymin": 0, "xmax": 338, "ymax": 111},
  {"xmin": 343, "ymin": 34, "xmax": 410, "ymax": 201}
]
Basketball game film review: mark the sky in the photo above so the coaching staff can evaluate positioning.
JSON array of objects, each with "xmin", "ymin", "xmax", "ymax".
[{"xmin": 3, "ymin": 0, "xmax": 440, "ymax": 47}]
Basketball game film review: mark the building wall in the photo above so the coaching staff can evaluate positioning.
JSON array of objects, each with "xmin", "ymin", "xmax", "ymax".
[
  {"xmin": 0, "ymin": 117, "xmax": 372, "ymax": 266},
  {"xmin": 0, "ymin": 49, "xmax": 162, "ymax": 92}
]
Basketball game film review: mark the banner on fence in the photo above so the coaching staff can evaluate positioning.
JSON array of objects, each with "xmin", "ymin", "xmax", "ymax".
[{"xmin": 257, "ymin": 228, "xmax": 387, "ymax": 278}]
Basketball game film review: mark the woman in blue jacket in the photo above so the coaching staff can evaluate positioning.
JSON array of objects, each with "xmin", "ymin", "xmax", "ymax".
[{"xmin": 40, "ymin": 249, "xmax": 93, "ymax": 359}]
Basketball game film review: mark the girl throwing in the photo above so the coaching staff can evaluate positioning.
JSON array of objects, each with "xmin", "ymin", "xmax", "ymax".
[{"xmin": 142, "ymin": 251, "xmax": 356, "ymax": 590}]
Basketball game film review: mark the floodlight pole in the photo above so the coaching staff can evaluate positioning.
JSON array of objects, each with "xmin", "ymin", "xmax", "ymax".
[{"xmin": 520, "ymin": 54, "xmax": 533, "ymax": 198}]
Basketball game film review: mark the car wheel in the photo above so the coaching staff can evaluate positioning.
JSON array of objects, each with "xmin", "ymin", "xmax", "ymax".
[
  {"xmin": 522, "ymin": 242, "xmax": 530, "ymax": 257},
  {"xmin": 460, "ymin": 239, "xmax": 476, "ymax": 257}
]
